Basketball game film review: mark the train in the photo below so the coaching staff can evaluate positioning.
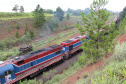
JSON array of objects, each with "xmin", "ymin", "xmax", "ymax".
[{"xmin": 0, "ymin": 35, "xmax": 89, "ymax": 84}]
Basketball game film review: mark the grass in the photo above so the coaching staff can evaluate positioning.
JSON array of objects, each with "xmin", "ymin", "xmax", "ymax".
[
  {"xmin": 76, "ymin": 42, "xmax": 126, "ymax": 84},
  {"xmin": 0, "ymin": 12, "xmax": 53, "ymax": 20}
]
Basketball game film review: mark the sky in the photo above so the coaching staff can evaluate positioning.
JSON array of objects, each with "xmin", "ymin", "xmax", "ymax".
[{"xmin": 0, "ymin": 0, "xmax": 125, "ymax": 12}]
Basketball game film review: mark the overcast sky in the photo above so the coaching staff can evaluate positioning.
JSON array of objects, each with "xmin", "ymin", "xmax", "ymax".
[{"xmin": 0, "ymin": 0, "xmax": 125, "ymax": 12}]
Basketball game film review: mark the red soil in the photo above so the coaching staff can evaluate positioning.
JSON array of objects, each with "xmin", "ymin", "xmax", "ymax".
[
  {"xmin": 63, "ymin": 34, "xmax": 126, "ymax": 84},
  {"xmin": 115, "ymin": 34, "xmax": 126, "ymax": 45}
]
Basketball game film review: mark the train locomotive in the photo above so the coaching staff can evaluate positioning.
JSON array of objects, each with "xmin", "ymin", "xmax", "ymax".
[{"xmin": 0, "ymin": 35, "xmax": 89, "ymax": 84}]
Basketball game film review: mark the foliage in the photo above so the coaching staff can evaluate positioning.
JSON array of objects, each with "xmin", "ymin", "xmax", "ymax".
[
  {"xmin": 29, "ymin": 30, "xmax": 34, "ymax": 38},
  {"xmin": 119, "ymin": 16, "xmax": 126, "ymax": 34},
  {"xmin": 25, "ymin": 23, "xmax": 28, "ymax": 31},
  {"xmin": 76, "ymin": 0, "xmax": 118, "ymax": 63},
  {"xmin": 44, "ymin": 17, "xmax": 59, "ymax": 32},
  {"xmin": 20, "ymin": 79, "xmax": 43, "ymax": 84},
  {"xmin": 67, "ymin": 8, "xmax": 91, "ymax": 16},
  {"xmin": 76, "ymin": 42, "xmax": 126, "ymax": 84},
  {"xmin": 16, "ymin": 31, "xmax": 20, "ymax": 38},
  {"xmin": 66, "ymin": 13, "xmax": 70, "ymax": 20},
  {"xmin": 24, "ymin": 29, "xmax": 27, "ymax": 35},
  {"xmin": 44, "ymin": 9, "xmax": 53, "ymax": 14},
  {"xmin": 12, "ymin": 4, "xmax": 19, "ymax": 13},
  {"xmin": 32, "ymin": 4, "xmax": 45, "ymax": 28},
  {"xmin": 78, "ymin": 52, "xmax": 88, "ymax": 65},
  {"xmin": 54, "ymin": 7, "xmax": 64, "ymax": 21},
  {"xmin": 16, "ymin": 24, "xmax": 20, "ymax": 29},
  {"xmin": 119, "ymin": 6, "xmax": 126, "ymax": 21},
  {"xmin": 20, "ymin": 6, "xmax": 24, "ymax": 12},
  {"xmin": 8, "ymin": 27, "xmax": 11, "ymax": 32}
]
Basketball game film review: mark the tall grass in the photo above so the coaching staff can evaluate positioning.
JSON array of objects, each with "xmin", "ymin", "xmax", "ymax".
[{"xmin": 76, "ymin": 42, "xmax": 126, "ymax": 84}]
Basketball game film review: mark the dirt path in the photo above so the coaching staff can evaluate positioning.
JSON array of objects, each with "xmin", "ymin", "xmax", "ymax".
[{"xmin": 62, "ymin": 34, "xmax": 126, "ymax": 84}]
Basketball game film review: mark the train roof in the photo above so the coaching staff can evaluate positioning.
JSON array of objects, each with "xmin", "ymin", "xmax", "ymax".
[
  {"xmin": 13, "ymin": 44, "xmax": 62, "ymax": 62},
  {"xmin": 62, "ymin": 35, "xmax": 86, "ymax": 44},
  {"xmin": 0, "ymin": 59, "xmax": 13, "ymax": 67}
]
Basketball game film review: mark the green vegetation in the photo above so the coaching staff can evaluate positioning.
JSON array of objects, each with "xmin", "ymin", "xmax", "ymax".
[
  {"xmin": 76, "ymin": 42, "xmax": 126, "ymax": 84},
  {"xmin": 16, "ymin": 24, "xmax": 20, "ymax": 29},
  {"xmin": 33, "ymin": 4, "xmax": 45, "ymax": 28},
  {"xmin": 119, "ymin": 6, "xmax": 126, "ymax": 21},
  {"xmin": 0, "ymin": 28, "xmax": 78, "ymax": 61},
  {"xmin": 76, "ymin": 0, "xmax": 118, "ymax": 63},
  {"xmin": 16, "ymin": 31, "xmax": 20, "ymax": 38},
  {"xmin": 54, "ymin": 7, "xmax": 64, "ymax": 21},
  {"xmin": 119, "ymin": 16, "xmax": 126, "ymax": 34},
  {"xmin": 0, "ymin": 12, "xmax": 52, "ymax": 20},
  {"xmin": 29, "ymin": 30, "xmax": 34, "ymax": 38},
  {"xmin": 66, "ymin": 13, "xmax": 70, "ymax": 20}
]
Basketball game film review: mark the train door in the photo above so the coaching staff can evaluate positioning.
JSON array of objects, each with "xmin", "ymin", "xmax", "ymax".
[{"xmin": 4, "ymin": 70, "xmax": 12, "ymax": 83}]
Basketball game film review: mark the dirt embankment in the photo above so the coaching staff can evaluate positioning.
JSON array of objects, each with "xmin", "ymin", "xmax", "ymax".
[{"xmin": 0, "ymin": 18, "xmax": 34, "ymax": 40}]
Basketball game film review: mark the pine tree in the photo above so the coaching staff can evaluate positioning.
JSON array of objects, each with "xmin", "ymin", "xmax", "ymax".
[
  {"xmin": 33, "ymin": 4, "xmax": 45, "ymax": 28},
  {"xmin": 76, "ymin": 0, "xmax": 118, "ymax": 62}
]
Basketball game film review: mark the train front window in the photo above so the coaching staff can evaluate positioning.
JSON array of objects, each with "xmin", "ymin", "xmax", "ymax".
[{"xmin": 4, "ymin": 70, "xmax": 11, "ymax": 76}]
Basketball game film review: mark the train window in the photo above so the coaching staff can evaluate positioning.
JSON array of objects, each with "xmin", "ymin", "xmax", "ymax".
[
  {"xmin": 69, "ymin": 45, "xmax": 73, "ymax": 51},
  {"xmin": 4, "ymin": 71, "xmax": 8, "ymax": 76},
  {"xmin": 56, "ymin": 50, "xmax": 61, "ymax": 55},
  {"xmin": 17, "ymin": 60, "xmax": 24, "ymax": 65},
  {"xmin": 0, "ymin": 74, "xmax": 5, "ymax": 78}
]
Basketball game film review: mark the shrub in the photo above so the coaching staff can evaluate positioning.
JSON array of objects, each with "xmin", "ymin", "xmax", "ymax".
[
  {"xmin": 16, "ymin": 31, "xmax": 20, "ymax": 38},
  {"xmin": 0, "ymin": 41, "xmax": 6, "ymax": 50},
  {"xmin": 29, "ymin": 30, "xmax": 34, "ymax": 38},
  {"xmin": 24, "ymin": 29, "xmax": 27, "ymax": 35},
  {"xmin": 11, "ymin": 25, "xmax": 13, "ymax": 29},
  {"xmin": 16, "ymin": 24, "xmax": 19, "ymax": 29},
  {"xmin": 78, "ymin": 53, "xmax": 88, "ymax": 65},
  {"xmin": 26, "ymin": 23, "xmax": 28, "ymax": 31},
  {"xmin": 44, "ymin": 17, "xmax": 59, "ymax": 32},
  {"xmin": 8, "ymin": 27, "xmax": 11, "ymax": 32}
]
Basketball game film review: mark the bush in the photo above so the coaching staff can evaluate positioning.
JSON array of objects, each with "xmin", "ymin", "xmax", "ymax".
[
  {"xmin": 8, "ymin": 27, "xmax": 11, "ymax": 32},
  {"xmin": 113, "ymin": 42, "xmax": 126, "ymax": 61},
  {"xmin": 16, "ymin": 24, "xmax": 20, "ymax": 29},
  {"xmin": 78, "ymin": 53, "xmax": 88, "ymax": 65},
  {"xmin": 24, "ymin": 29, "xmax": 27, "ymax": 35},
  {"xmin": 0, "ymin": 41, "xmax": 6, "ymax": 50},
  {"xmin": 26, "ymin": 23, "xmax": 28, "ymax": 31},
  {"xmin": 44, "ymin": 17, "xmax": 59, "ymax": 32},
  {"xmin": 29, "ymin": 30, "xmax": 34, "ymax": 38},
  {"xmin": 16, "ymin": 31, "xmax": 20, "ymax": 38}
]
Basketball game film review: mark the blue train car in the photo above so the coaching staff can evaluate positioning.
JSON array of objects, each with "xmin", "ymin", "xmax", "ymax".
[{"xmin": 0, "ymin": 63, "xmax": 16, "ymax": 84}]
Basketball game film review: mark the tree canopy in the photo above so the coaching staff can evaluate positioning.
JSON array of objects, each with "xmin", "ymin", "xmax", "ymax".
[
  {"xmin": 20, "ymin": 6, "xmax": 24, "ymax": 12},
  {"xmin": 12, "ymin": 4, "xmax": 19, "ymax": 13},
  {"xmin": 119, "ymin": 6, "xmax": 126, "ymax": 21},
  {"xmin": 76, "ymin": 0, "xmax": 118, "ymax": 63},
  {"xmin": 54, "ymin": 7, "xmax": 64, "ymax": 21},
  {"xmin": 33, "ymin": 4, "xmax": 45, "ymax": 28}
]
